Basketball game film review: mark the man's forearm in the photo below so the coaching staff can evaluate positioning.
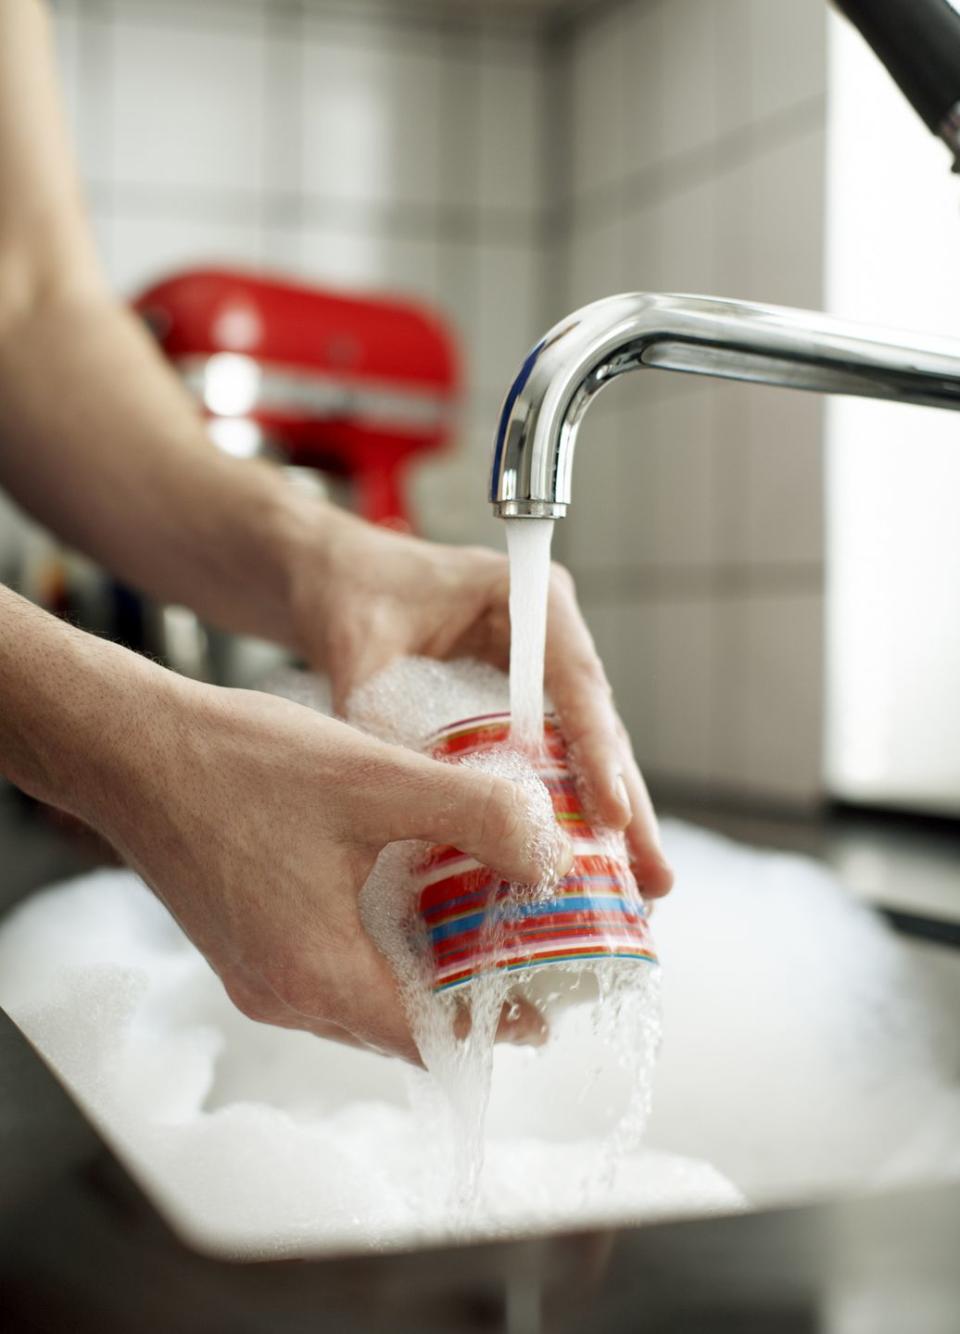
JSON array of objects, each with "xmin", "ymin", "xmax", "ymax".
[
  {"xmin": 0, "ymin": 581, "xmax": 160, "ymax": 817},
  {"xmin": 0, "ymin": 292, "xmax": 335, "ymax": 648},
  {"xmin": 0, "ymin": 2, "xmax": 343, "ymax": 654}
]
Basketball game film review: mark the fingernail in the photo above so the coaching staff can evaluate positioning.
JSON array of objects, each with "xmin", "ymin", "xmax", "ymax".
[{"xmin": 613, "ymin": 773, "xmax": 631, "ymax": 818}]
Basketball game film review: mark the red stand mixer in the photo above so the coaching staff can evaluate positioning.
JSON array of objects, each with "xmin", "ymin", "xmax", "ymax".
[{"xmin": 135, "ymin": 267, "xmax": 461, "ymax": 530}]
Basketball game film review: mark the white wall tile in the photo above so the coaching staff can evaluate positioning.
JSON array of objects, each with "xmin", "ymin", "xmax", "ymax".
[
  {"xmin": 88, "ymin": 205, "xmax": 116, "ymax": 285},
  {"xmin": 711, "ymin": 379, "xmax": 752, "ymax": 564},
  {"xmin": 435, "ymin": 238, "xmax": 479, "ymax": 369},
  {"xmin": 714, "ymin": 383, "xmax": 824, "ymax": 569},
  {"xmin": 741, "ymin": 385, "xmax": 824, "ymax": 567},
  {"xmin": 569, "ymin": 5, "xmax": 628, "ymax": 202},
  {"xmin": 410, "ymin": 420, "xmax": 502, "ymax": 548},
  {"xmin": 260, "ymin": 223, "xmax": 302, "ymax": 276},
  {"xmin": 710, "ymin": 593, "xmax": 748, "ymax": 789},
  {"xmin": 437, "ymin": 36, "xmax": 481, "ymax": 215},
  {"xmin": 648, "ymin": 381, "xmax": 716, "ymax": 568},
  {"xmin": 51, "ymin": 1, "xmax": 82, "ymax": 148},
  {"xmin": 711, "ymin": 591, "xmax": 824, "ymax": 803},
  {"xmin": 713, "ymin": 0, "xmax": 754, "ymax": 141},
  {"xmin": 740, "ymin": 591, "xmax": 825, "ymax": 803},
  {"xmin": 716, "ymin": 129, "xmax": 826, "ymax": 305},
  {"xmin": 105, "ymin": 211, "xmax": 263, "ymax": 298},
  {"xmin": 552, "ymin": 375, "xmax": 663, "ymax": 579},
  {"xmin": 613, "ymin": 379, "xmax": 661, "ymax": 569},
  {"xmin": 474, "ymin": 241, "xmax": 541, "ymax": 399},
  {"xmin": 69, "ymin": 9, "xmax": 114, "ymax": 186},
  {"xmin": 476, "ymin": 37, "xmax": 544, "ymax": 216},
  {"xmin": 111, "ymin": 18, "xmax": 266, "ymax": 192},
  {"xmin": 580, "ymin": 598, "xmax": 627, "ymax": 709},
  {"xmin": 301, "ymin": 21, "xmax": 442, "ymax": 211},
  {"xmin": 262, "ymin": 27, "xmax": 303, "ymax": 196},
  {"xmin": 659, "ymin": 0, "xmax": 719, "ymax": 162},
  {"xmin": 651, "ymin": 596, "xmax": 715, "ymax": 784},
  {"xmin": 656, "ymin": 176, "xmax": 717, "ymax": 297},
  {"xmin": 620, "ymin": 197, "xmax": 661, "ymax": 295},
  {"xmin": 747, "ymin": 124, "xmax": 825, "ymax": 309},
  {"xmin": 616, "ymin": 590, "xmax": 660, "ymax": 767},
  {"xmin": 561, "ymin": 402, "xmax": 622, "ymax": 575},
  {"xmin": 568, "ymin": 212, "xmax": 626, "ymax": 311},
  {"xmin": 747, "ymin": 0, "xmax": 827, "ymax": 124},
  {"xmin": 297, "ymin": 224, "xmax": 438, "ymax": 302},
  {"xmin": 622, "ymin": 0, "xmax": 664, "ymax": 177},
  {"xmin": 713, "ymin": 155, "xmax": 755, "ymax": 301}
]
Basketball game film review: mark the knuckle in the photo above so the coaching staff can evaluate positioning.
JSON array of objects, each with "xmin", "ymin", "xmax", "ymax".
[
  {"xmin": 266, "ymin": 953, "xmax": 354, "ymax": 1027},
  {"xmin": 477, "ymin": 776, "xmax": 524, "ymax": 851},
  {"xmin": 464, "ymin": 544, "xmax": 506, "ymax": 572},
  {"xmin": 223, "ymin": 975, "xmax": 275, "ymax": 1025}
]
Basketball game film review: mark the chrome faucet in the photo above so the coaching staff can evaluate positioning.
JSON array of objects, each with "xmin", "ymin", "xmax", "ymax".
[{"xmin": 489, "ymin": 293, "xmax": 960, "ymax": 520}]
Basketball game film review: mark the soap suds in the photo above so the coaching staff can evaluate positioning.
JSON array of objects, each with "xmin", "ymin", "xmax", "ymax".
[
  {"xmin": 0, "ymin": 815, "xmax": 955, "ymax": 1256},
  {"xmin": 347, "ymin": 659, "xmax": 661, "ymax": 1197}
]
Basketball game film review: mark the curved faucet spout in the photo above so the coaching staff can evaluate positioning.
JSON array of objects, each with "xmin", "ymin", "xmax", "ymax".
[{"xmin": 489, "ymin": 292, "xmax": 960, "ymax": 519}]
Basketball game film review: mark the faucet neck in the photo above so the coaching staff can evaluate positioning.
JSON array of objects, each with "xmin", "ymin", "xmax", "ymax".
[{"xmin": 490, "ymin": 293, "xmax": 960, "ymax": 519}]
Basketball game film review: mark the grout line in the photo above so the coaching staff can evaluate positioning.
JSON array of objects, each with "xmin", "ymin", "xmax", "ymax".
[
  {"xmin": 97, "ymin": 0, "xmax": 545, "ymax": 48},
  {"xmin": 565, "ymin": 93, "xmax": 828, "ymax": 229},
  {"xmin": 81, "ymin": 179, "xmax": 547, "ymax": 247},
  {"xmin": 574, "ymin": 562, "xmax": 825, "ymax": 603},
  {"xmin": 546, "ymin": 0, "xmax": 663, "ymax": 49},
  {"xmin": 256, "ymin": 0, "xmax": 274, "ymax": 257},
  {"xmin": 95, "ymin": 0, "xmax": 268, "ymax": 35},
  {"xmin": 79, "ymin": 1, "xmax": 115, "ymax": 238}
]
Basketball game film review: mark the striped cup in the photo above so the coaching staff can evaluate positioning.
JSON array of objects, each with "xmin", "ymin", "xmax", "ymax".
[{"xmin": 413, "ymin": 712, "xmax": 657, "ymax": 993}]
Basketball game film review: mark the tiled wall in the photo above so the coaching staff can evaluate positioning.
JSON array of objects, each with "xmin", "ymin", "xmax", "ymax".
[
  {"xmin": 50, "ymin": 0, "xmax": 549, "ymax": 550},
  {"xmin": 553, "ymin": 0, "xmax": 828, "ymax": 808},
  {"xmin": 20, "ymin": 0, "xmax": 829, "ymax": 809}
]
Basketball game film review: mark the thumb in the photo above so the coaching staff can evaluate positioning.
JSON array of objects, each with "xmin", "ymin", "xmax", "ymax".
[{"xmin": 368, "ymin": 749, "xmax": 574, "ymax": 886}]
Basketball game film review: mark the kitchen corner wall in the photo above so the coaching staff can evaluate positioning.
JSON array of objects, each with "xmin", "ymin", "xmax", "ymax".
[
  {"xmin": 554, "ymin": 0, "xmax": 828, "ymax": 809},
  {"xmin": 43, "ymin": 0, "xmax": 828, "ymax": 810}
]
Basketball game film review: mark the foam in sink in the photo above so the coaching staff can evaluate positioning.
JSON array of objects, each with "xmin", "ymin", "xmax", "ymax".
[{"xmin": 0, "ymin": 815, "xmax": 956, "ymax": 1257}]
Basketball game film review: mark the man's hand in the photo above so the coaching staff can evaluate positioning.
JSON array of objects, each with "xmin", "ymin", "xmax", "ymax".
[
  {"xmin": 291, "ymin": 510, "xmax": 674, "ymax": 899},
  {"xmin": 0, "ymin": 587, "xmax": 567, "ymax": 1061},
  {"xmin": 114, "ymin": 681, "xmax": 577, "ymax": 1060},
  {"xmin": 0, "ymin": 0, "xmax": 669, "ymax": 1061}
]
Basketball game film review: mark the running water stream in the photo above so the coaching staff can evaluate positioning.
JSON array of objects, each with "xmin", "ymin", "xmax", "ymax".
[{"xmin": 506, "ymin": 519, "xmax": 555, "ymax": 748}]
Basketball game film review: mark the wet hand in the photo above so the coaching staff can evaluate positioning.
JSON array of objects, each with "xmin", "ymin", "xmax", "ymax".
[
  {"xmin": 89, "ymin": 673, "xmax": 565, "ymax": 1061},
  {"xmin": 294, "ymin": 510, "xmax": 673, "ymax": 898}
]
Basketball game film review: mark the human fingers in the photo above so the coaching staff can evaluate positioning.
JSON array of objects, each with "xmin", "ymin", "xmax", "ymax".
[
  {"xmin": 356, "ymin": 743, "xmax": 575, "ymax": 887},
  {"xmin": 614, "ymin": 722, "xmax": 673, "ymax": 898},
  {"xmin": 237, "ymin": 920, "xmax": 423, "ymax": 1064}
]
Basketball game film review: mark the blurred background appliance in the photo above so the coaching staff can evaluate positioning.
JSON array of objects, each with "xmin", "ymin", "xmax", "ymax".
[
  {"xmin": 114, "ymin": 268, "xmax": 460, "ymax": 681},
  {"xmin": 136, "ymin": 268, "xmax": 459, "ymax": 530}
]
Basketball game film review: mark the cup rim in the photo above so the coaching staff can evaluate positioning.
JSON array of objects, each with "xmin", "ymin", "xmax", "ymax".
[{"xmin": 423, "ymin": 710, "xmax": 559, "ymax": 747}]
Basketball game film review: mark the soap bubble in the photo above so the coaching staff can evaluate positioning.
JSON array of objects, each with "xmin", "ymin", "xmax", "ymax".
[{"xmin": 0, "ymin": 657, "xmax": 955, "ymax": 1256}]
